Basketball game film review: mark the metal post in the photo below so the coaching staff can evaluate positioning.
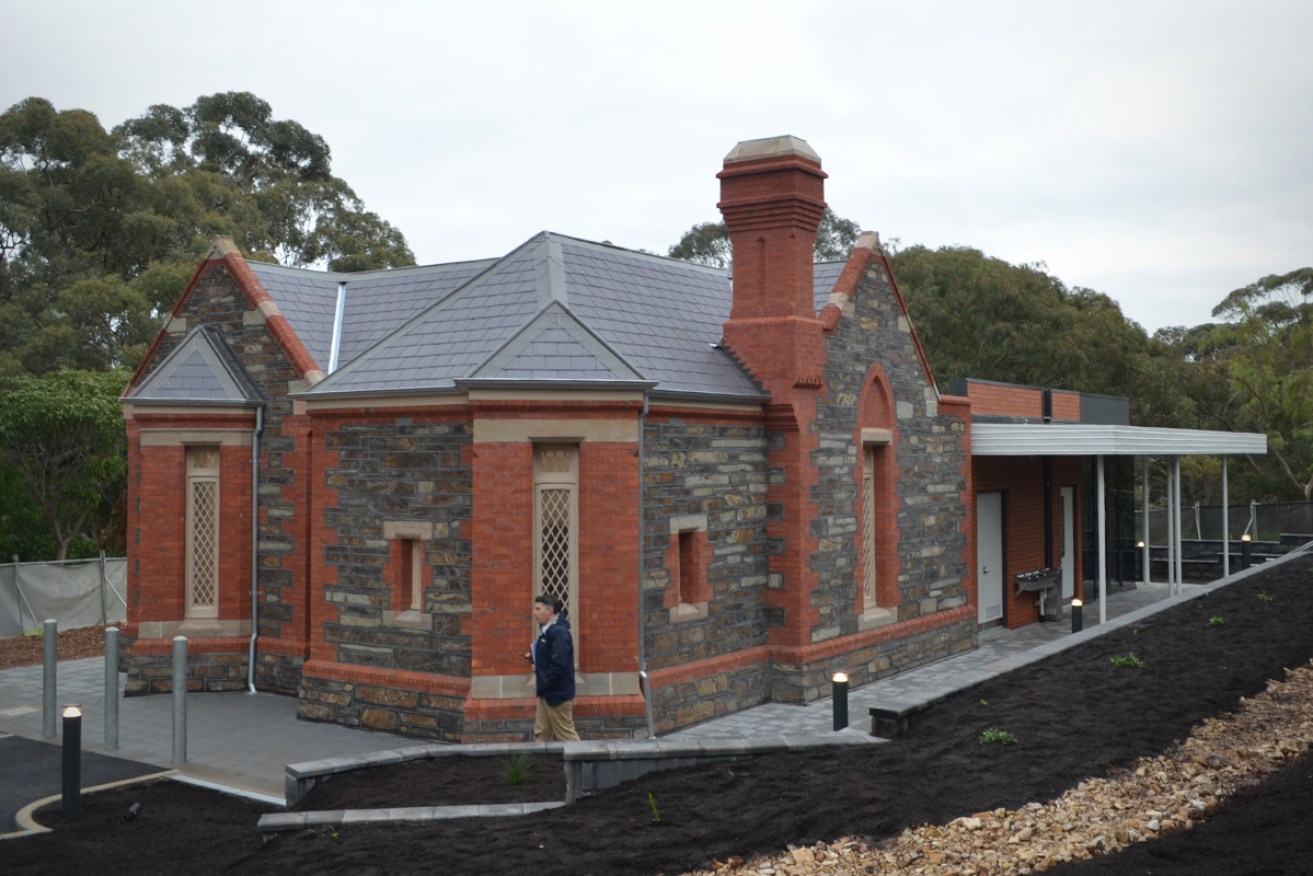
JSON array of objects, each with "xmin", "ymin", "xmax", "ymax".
[
  {"xmin": 62, "ymin": 705, "xmax": 82, "ymax": 818},
  {"xmin": 105, "ymin": 627, "xmax": 119, "ymax": 750},
  {"xmin": 42, "ymin": 619, "xmax": 57, "ymax": 738},
  {"xmin": 172, "ymin": 635, "xmax": 188, "ymax": 764},
  {"xmin": 1141, "ymin": 456, "xmax": 1150, "ymax": 586},
  {"xmin": 1097, "ymin": 456, "xmax": 1108, "ymax": 625},
  {"xmin": 1222, "ymin": 456, "xmax": 1230, "ymax": 578},
  {"xmin": 832, "ymin": 673, "xmax": 849, "ymax": 731}
]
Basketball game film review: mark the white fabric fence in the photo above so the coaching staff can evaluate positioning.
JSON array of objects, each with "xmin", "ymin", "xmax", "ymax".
[{"xmin": 0, "ymin": 555, "xmax": 126, "ymax": 637}]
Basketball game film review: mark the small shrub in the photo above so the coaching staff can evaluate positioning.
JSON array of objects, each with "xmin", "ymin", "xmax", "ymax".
[
  {"xmin": 979, "ymin": 727, "xmax": 1018, "ymax": 745},
  {"xmin": 1111, "ymin": 653, "xmax": 1145, "ymax": 669},
  {"xmin": 979, "ymin": 698, "xmax": 988, "ymax": 707},
  {"xmin": 1258, "ymin": 591, "xmax": 1275, "ymax": 604},
  {"xmin": 1208, "ymin": 615, "xmax": 1225, "ymax": 628},
  {"xmin": 503, "ymin": 753, "xmax": 532, "ymax": 786},
  {"xmin": 647, "ymin": 791, "xmax": 662, "ymax": 824}
]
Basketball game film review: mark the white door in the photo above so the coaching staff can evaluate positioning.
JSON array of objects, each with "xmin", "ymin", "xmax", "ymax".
[
  {"xmin": 1060, "ymin": 486, "xmax": 1075, "ymax": 600},
  {"xmin": 977, "ymin": 492, "xmax": 1004, "ymax": 624}
]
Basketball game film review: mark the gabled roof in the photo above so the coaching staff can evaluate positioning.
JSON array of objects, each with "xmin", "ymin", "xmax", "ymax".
[
  {"xmin": 141, "ymin": 233, "xmax": 854, "ymax": 405},
  {"xmin": 296, "ymin": 232, "xmax": 847, "ymax": 402},
  {"xmin": 124, "ymin": 326, "xmax": 263, "ymax": 406}
]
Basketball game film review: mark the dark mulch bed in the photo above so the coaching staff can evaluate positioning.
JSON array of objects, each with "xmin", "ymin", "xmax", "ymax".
[
  {"xmin": 293, "ymin": 753, "xmax": 566, "ymax": 808},
  {"xmin": 7, "ymin": 557, "xmax": 1313, "ymax": 875}
]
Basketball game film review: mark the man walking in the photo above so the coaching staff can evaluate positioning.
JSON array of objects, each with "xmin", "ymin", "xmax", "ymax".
[{"xmin": 528, "ymin": 594, "xmax": 580, "ymax": 741}]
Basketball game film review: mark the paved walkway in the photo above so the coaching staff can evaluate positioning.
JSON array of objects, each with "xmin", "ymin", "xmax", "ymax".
[{"xmin": 0, "ymin": 569, "xmax": 1273, "ymax": 823}]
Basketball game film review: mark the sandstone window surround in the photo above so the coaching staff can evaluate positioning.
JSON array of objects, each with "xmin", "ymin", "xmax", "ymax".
[
  {"xmin": 860, "ymin": 428, "xmax": 898, "ymax": 631},
  {"xmin": 185, "ymin": 446, "xmax": 220, "ymax": 620},
  {"xmin": 382, "ymin": 520, "xmax": 434, "ymax": 630},
  {"xmin": 534, "ymin": 443, "xmax": 579, "ymax": 643},
  {"xmin": 664, "ymin": 514, "xmax": 711, "ymax": 622}
]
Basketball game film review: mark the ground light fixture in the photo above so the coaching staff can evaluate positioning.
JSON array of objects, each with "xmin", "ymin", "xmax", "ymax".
[
  {"xmin": 832, "ymin": 672, "xmax": 849, "ymax": 731},
  {"xmin": 62, "ymin": 704, "xmax": 82, "ymax": 818},
  {"xmin": 1241, "ymin": 532, "xmax": 1252, "ymax": 569},
  {"xmin": 1071, "ymin": 599, "xmax": 1084, "ymax": 634}
]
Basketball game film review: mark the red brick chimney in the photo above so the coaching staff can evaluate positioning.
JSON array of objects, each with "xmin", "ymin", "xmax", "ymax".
[{"xmin": 718, "ymin": 136, "xmax": 828, "ymax": 394}]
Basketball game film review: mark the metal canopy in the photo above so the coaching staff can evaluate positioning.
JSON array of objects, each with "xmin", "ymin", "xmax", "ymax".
[{"xmin": 971, "ymin": 424, "xmax": 1267, "ymax": 457}]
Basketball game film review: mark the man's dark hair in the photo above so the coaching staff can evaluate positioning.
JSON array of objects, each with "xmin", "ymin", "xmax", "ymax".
[{"xmin": 534, "ymin": 594, "xmax": 563, "ymax": 615}]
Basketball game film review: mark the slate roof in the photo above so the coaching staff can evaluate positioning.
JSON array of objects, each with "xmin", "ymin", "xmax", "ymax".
[
  {"xmin": 156, "ymin": 232, "xmax": 852, "ymax": 404},
  {"xmin": 249, "ymin": 258, "xmax": 497, "ymax": 372},
  {"xmin": 125, "ymin": 326, "xmax": 263, "ymax": 405}
]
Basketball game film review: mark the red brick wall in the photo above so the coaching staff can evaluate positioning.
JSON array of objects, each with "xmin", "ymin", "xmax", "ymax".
[
  {"xmin": 469, "ymin": 440, "xmax": 535, "ymax": 676},
  {"xmin": 126, "ymin": 413, "xmax": 255, "ymax": 629},
  {"xmin": 965, "ymin": 383, "xmax": 1044, "ymax": 419},
  {"xmin": 972, "ymin": 456, "xmax": 1083, "ymax": 627}
]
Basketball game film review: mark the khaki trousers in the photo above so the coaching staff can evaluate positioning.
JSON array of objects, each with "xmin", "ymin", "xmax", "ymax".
[{"xmin": 534, "ymin": 697, "xmax": 580, "ymax": 741}]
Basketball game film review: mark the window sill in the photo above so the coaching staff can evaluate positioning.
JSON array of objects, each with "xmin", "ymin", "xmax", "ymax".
[
  {"xmin": 858, "ymin": 606, "xmax": 898, "ymax": 632},
  {"xmin": 668, "ymin": 601, "xmax": 709, "ymax": 623},
  {"xmin": 383, "ymin": 609, "xmax": 432, "ymax": 631}
]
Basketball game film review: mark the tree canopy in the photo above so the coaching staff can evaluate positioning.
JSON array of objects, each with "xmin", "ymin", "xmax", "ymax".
[
  {"xmin": 0, "ymin": 369, "xmax": 128, "ymax": 560},
  {"xmin": 667, "ymin": 208, "xmax": 861, "ymax": 268},
  {"xmin": 0, "ymin": 92, "xmax": 414, "ymax": 377}
]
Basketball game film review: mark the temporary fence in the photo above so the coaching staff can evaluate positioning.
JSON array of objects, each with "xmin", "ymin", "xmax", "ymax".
[{"xmin": 0, "ymin": 554, "xmax": 126, "ymax": 638}]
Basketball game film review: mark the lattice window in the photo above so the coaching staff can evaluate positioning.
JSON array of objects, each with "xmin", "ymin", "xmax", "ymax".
[
  {"xmin": 186, "ymin": 447, "xmax": 220, "ymax": 619},
  {"xmin": 862, "ymin": 446, "xmax": 877, "ymax": 611},
  {"xmin": 534, "ymin": 444, "xmax": 578, "ymax": 628}
]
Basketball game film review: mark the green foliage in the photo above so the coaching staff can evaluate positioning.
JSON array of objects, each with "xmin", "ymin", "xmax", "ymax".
[
  {"xmin": 1111, "ymin": 653, "xmax": 1145, "ymax": 669},
  {"xmin": 667, "ymin": 208, "xmax": 860, "ymax": 268},
  {"xmin": 502, "ymin": 753, "xmax": 531, "ymax": 786},
  {"xmin": 1258, "ymin": 591, "xmax": 1275, "ymax": 604},
  {"xmin": 647, "ymin": 791, "xmax": 662, "ymax": 823},
  {"xmin": 978, "ymin": 727, "xmax": 1018, "ymax": 745},
  {"xmin": 1209, "ymin": 615, "xmax": 1225, "ymax": 628},
  {"xmin": 889, "ymin": 245, "xmax": 1184, "ymax": 426},
  {"xmin": 1197, "ymin": 268, "xmax": 1313, "ymax": 499},
  {"xmin": 0, "ymin": 369, "xmax": 128, "ymax": 560},
  {"xmin": 1, "ymin": 93, "xmax": 414, "ymax": 377}
]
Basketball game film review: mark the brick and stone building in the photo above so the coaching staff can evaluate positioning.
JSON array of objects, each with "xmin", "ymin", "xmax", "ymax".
[{"xmin": 119, "ymin": 136, "xmax": 1263, "ymax": 741}]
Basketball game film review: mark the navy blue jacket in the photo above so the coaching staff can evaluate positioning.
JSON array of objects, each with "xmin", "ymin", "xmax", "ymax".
[{"xmin": 533, "ymin": 616, "xmax": 576, "ymax": 706}]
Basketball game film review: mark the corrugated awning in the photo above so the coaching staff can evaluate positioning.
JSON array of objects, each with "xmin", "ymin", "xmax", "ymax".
[{"xmin": 970, "ymin": 424, "xmax": 1267, "ymax": 457}]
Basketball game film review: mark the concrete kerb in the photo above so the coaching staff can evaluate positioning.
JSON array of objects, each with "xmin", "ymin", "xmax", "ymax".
[
  {"xmin": 1, "ymin": 770, "xmax": 177, "ymax": 840},
  {"xmin": 274, "ymin": 731, "xmax": 879, "ymax": 835}
]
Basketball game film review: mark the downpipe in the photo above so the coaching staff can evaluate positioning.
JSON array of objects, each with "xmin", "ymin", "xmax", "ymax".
[{"xmin": 247, "ymin": 406, "xmax": 264, "ymax": 694}]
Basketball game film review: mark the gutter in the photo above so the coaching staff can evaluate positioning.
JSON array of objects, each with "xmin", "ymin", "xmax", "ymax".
[{"xmin": 247, "ymin": 405, "xmax": 264, "ymax": 693}]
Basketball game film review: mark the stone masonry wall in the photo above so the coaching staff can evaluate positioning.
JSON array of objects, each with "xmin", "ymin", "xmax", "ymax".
[
  {"xmin": 317, "ymin": 413, "xmax": 473, "ymax": 675},
  {"xmin": 769, "ymin": 258, "xmax": 972, "ymax": 702},
  {"xmin": 641, "ymin": 412, "xmax": 777, "ymax": 729}
]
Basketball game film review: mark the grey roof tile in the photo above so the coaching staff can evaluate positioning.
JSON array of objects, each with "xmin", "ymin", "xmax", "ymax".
[
  {"xmin": 127, "ymin": 327, "xmax": 263, "ymax": 405},
  {"xmin": 290, "ymin": 233, "xmax": 851, "ymax": 401}
]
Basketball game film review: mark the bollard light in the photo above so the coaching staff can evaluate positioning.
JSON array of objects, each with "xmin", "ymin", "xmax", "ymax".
[
  {"xmin": 832, "ymin": 672, "xmax": 849, "ymax": 732},
  {"xmin": 62, "ymin": 704, "xmax": 82, "ymax": 818},
  {"xmin": 1070, "ymin": 599, "xmax": 1084, "ymax": 634},
  {"xmin": 1241, "ymin": 533, "xmax": 1252, "ymax": 570}
]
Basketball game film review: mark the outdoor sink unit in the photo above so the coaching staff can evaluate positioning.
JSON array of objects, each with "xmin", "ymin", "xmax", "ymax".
[{"xmin": 1014, "ymin": 568, "xmax": 1063, "ymax": 622}]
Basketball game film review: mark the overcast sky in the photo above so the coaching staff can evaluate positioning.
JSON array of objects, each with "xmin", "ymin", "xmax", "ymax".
[{"xmin": 4, "ymin": 0, "xmax": 1310, "ymax": 334}]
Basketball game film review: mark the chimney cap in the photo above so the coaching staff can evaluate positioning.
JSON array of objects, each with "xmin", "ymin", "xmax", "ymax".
[{"xmin": 724, "ymin": 135, "xmax": 820, "ymax": 166}]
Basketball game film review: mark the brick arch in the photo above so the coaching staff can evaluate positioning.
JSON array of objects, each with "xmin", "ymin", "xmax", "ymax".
[{"xmin": 854, "ymin": 363, "xmax": 900, "ymax": 617}]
